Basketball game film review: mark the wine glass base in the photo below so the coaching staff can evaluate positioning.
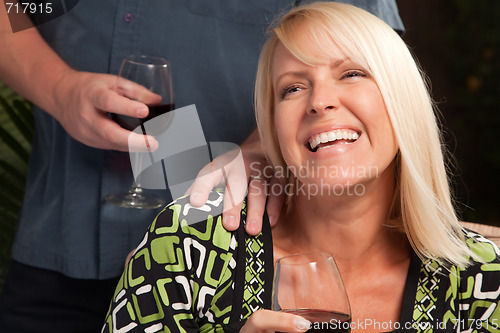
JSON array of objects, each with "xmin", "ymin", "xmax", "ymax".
[{"xmin": 105, "ymin": 192, "xmax": 165, "ymax": 209}]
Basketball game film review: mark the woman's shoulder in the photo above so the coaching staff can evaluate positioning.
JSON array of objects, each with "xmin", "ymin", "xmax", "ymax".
[
  {"xmin": 447, "ymin": 226, "xmax": 500, "ymax": 293},
  {"xmin": 147, "ymin": 189, "xmax": 241, "ymax": 252},
  {"xmin": 461, "ymin": 223, "xmax": 500, "ymax": 266},
  {"xmin": 156, "ymin": 190, "xmax": 225, "ymax": 226}
]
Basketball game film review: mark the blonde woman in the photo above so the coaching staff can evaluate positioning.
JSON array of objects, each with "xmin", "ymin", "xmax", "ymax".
[{"xmin": 103, "ymin": 3, "xmax": 500, "ymax": 332}]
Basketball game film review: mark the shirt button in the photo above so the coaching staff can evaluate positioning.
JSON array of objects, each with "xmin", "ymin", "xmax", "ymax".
[{"xmin": 124, "ymin": 12, "xmax": 134, "ymax": 23}]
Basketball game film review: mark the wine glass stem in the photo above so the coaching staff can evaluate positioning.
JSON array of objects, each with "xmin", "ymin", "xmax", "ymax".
[
  {"xmin": 129, "ymin": 183, "xmax": 144, "ymax": 196},
  {"xmin": 131, "ymin": 148, "xmax": 146, "ymax": 190}
]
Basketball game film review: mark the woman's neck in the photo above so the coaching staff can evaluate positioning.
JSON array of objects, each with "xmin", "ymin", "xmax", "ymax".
[
  {"xmin": 272, "ymin": 165, "xmax": 409, "ymax": 271},
  {"xmin": 270, "ymin": 165, "xmax": 412, "ymax": 331}
]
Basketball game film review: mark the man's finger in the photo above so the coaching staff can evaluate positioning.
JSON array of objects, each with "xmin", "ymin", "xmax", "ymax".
[
  {"xmin": 189, "ymin": 165, "xmax": 225, "ymax": 207},
  {"xmin": 127, "ymin": 131, "xmax": 159, "ymax": 152},
  {"xmin": 222, "ymin": 201, "xmax": 243, "ymax": 231},
  {"xmin": 221, "ymin": 161, "xmax": 247, "ymax": 230},
  {"xmin": 245, "ymin": 176, "xmax": 267, "ymax": 235},
  {"xmin": 92, "ymin": 86, "xmax": 149, "ymax": 118},
  {"xmin": 116, "ymin": 77, "xmax": 163, "ymax": 105}
]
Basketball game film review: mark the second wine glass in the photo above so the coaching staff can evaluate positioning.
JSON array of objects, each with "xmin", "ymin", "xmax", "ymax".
[
  {"xmin": 272, "ymin": 252, "xmax": 352, "ymax": 333},
  {"xmin": 105, "ymin": 55, "xmax": 174, "ymax": 209}
]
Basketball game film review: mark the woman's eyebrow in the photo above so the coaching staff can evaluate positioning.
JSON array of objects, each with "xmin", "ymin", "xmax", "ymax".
[
  {"xmin": 332, "ymin": 58, "xmax": 348, "ymax": 68},
  {"xmin": 273, "ymin": 58, "xmax": 352, "ymax": 86},
  {"xmin": 274, "ymin": 70, "xmax": 309, "ymax": 85}
]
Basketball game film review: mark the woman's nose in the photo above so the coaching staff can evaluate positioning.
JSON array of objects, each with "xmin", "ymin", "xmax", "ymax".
[{"xmin": 307, "ymin": 84, "xmax": 339, "ymax": 115}]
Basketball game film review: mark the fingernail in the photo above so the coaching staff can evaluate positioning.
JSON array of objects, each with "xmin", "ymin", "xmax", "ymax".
[
  {"xmin": 224, "ymin": 215, "xmax": 236, "ymax": 229},
  {"xmin": 295, "ymin": 317, "xmax": 311, "ymax": 331},
  {"xmin": 190, "ymin": 192, "xmax": 201, "ymax": 205},
  {"xmin": 137, "ymin": 107, "xmax": 148, "ymax": 118},
  {"xmin": 148, "ymin": 137, "xmax": 158, "ymax": 150},
  {"xmin": 246, "ymin": 220, "xmax": 258, "ymax": 235}
]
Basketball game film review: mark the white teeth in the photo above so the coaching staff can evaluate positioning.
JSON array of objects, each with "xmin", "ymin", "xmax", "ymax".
[
  {"xmin": 314, "ymin": 136, "xmax": 321, "ymax": 148},
  {"xmin": 308, "ymin": 129, "xmax": 360, "ymax": 150}
]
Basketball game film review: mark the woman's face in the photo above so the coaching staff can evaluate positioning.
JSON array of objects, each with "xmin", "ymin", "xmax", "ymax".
[{"xmin": 271, "ymin": 42, "xmax": 398, "ymax": 189}]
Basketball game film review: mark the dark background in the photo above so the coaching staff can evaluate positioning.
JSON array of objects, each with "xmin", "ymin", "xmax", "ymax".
[{"xmin": 396, "ymin": 0, "xmax": 500, "ymax": 226}]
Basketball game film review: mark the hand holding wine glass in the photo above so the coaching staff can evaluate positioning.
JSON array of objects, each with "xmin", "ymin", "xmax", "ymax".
[
  {"xmin": 272, "ymin": 252, "xmax": 352, "ymax": 333},
  {"xmin": 105, "ymin": 55, "xmax": 174, "ymax": 209},
  {"xmin": 111, "ymin": 55, "xmax": 175, "ymax": 136}
]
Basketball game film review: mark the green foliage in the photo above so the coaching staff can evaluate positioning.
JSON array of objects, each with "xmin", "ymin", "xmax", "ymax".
[{"xmin": 0, "ymin": 82, "xmax": 34, "ymax": 292}]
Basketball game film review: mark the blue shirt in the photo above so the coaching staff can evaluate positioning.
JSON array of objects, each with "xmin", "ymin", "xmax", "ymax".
[{"xmin": 13, "ymin": 0, "xmax": 404, "ymax": 279}]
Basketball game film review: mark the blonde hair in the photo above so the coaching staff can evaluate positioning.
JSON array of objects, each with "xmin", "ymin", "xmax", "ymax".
[{"xmin": 255, "ymin": 2, "xmax": 473, "ymax": 267}]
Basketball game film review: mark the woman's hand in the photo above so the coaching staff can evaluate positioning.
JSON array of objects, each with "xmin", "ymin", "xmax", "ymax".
[{"xmin": 240, "ymin": 310, "xmax": 311, "ymax": 333}]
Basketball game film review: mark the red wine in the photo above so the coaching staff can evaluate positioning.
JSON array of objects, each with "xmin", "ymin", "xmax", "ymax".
[
  {"xmin": 281, "ymin": 309, "xmax": 351, "ymax": 333},
  {"xmin": 112, "ymin": 103, "xmax": 175, "ymax": 132}
]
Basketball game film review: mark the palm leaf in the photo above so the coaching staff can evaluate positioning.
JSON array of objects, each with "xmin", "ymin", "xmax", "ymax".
[
  {"xmin": 13, "ymin": 100, "xmax": 35, "ymax": 132},
  {"xmin": 0, "ymin": 210, "xmax": 17, "ymax": 227},
  {"xmin": 0, "ymin": 82, "xmax": 18, "ymax": 100},
  {"xmin": 0, "ymin": 83, "xmax": 34, "ymax": 293},
  {"xmin": 0, "ymin": 190, "xmax": 23, "ymax": 211},
  {"xmin": 0, "ymin": 97, "xmax": 34, "ymax": 143},
  {"xmin": 0, "ymin": 160, "xmax": 26, "ymax": 184},
  {"xmin": 0, "ymin": 125, "xmax": 30, "ymax": 162},
  {"xmin": 0, "ymin": 170, "xmax": 26, "ymax": 199}
]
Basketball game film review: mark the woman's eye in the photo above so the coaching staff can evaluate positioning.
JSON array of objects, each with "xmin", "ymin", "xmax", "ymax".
[
  {"xmin": 341, "ymin": 70, "xmax": 367, "ymax": 80},
  {"xmin": 281, "ymin": 85, "xmax": 302, "ymax": 99}
]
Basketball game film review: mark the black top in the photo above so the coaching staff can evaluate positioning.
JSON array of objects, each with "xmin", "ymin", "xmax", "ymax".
[{"xmin": 103, "ymin": 191, "xmax": 500, "ymax": 332}]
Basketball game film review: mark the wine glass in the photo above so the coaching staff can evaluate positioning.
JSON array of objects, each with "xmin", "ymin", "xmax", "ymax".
[
  {"xmin": 272, "ymin": 252, "xmax": 352, "ymax": 333},
  {"xmin": 105, "ymin": 55, "xmax": 174, "ymax": 209}
]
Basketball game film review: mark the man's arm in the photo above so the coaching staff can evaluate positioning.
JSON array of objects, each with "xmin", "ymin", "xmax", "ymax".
[{"xmin": 0, "ymin": 3, "xmax": 155, "ymax": 151}]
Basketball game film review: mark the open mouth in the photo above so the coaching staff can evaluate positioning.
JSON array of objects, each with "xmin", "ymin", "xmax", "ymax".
[{"xmin": 307, "ymin": 129, "xmax": 360, "ymax": 152}]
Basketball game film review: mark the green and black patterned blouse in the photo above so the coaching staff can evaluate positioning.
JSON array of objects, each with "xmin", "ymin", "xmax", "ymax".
[{"xmin": 102, "ymin": 191, "xmax": 500, "ymax": 333}]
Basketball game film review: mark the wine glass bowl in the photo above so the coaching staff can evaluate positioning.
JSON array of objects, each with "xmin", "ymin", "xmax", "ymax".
[
  {"xmin": 105, "ymin": 55, "xmax": 174, "ymax": 209},
  {"xmin": 111, "ymin": 55, "xmax": 175, "ymax": 134},
  {"xmin": 272, "ymin": 252, "xmax": 351, "ymax": 333}
]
